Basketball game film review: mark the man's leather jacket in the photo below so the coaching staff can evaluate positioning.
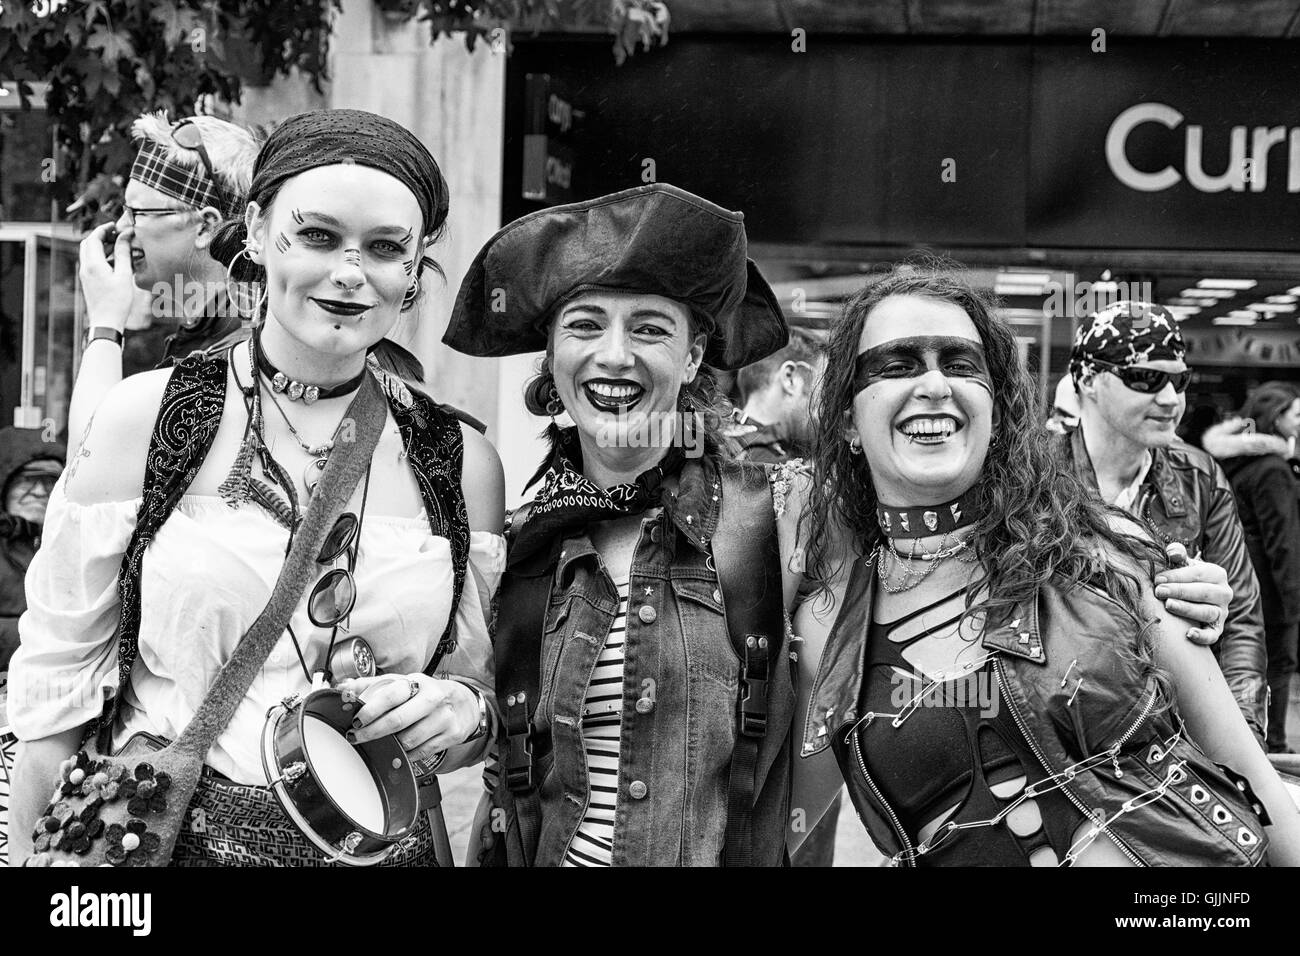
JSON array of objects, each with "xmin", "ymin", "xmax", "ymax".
[{"xmin": 1059, "ymin": 428, "xmax": 1268, "ymax": 743}]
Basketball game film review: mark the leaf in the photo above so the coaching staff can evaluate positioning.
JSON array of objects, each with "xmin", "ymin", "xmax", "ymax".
[
  {"xmin": 149, "ymin": 0, "xmax": 184, "ymax": 45},
  {"xmin": 85, "ymin": 24, "xmax": 135, "ymax": 62},
  {"xmin": 83, "ymin": 0, "xmax": 111, "ymax": 28},
  {"xmin": 79, "ymin": 54, "xmax": 108, "ymax": 98}
]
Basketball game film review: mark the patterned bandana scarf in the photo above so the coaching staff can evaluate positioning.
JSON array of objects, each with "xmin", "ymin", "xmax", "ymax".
[
  {"xmin": 1068, "ymin": 300, "xmax": 1185, "ymax": 382},
  {"xmin": 509, "ymin": 424, "xmax": 685, "ymax": 568},
  {"xmin": 130, "ymin": 138, "xmax": 242, "ymax": 218}
]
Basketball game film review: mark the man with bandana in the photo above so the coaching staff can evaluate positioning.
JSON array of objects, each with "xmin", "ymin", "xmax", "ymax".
[
  {"xmin": 67, "ymin": 112, "xmax": 261, "ymax": 447},
  {"xmin": 1058, "ymin": 301, "xmax": 1268, "ymax": 744}
]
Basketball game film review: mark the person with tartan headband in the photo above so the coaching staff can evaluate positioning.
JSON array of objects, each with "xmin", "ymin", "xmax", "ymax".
[{"xmin": 67, "ymin": 112, "xmax": 261, "ymax": 451}]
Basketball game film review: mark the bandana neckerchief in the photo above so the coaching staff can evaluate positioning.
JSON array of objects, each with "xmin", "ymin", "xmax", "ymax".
[{"xmin": 509, "ymin": 423, "xmax": 686, "ymax": 568}]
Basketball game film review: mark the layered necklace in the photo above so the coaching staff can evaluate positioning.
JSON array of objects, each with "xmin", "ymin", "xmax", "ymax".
[
  {"xmin": 873, "ymin": 491, "xmax": 980, "ymax": 594},
  {"xmin": 219, "ymin": 334, "xmax": 367, "ymax": 520}
]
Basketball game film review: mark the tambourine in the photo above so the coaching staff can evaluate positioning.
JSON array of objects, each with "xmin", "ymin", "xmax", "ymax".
[{"xmin": 261, "ymin": 685, "xmax": 419, "ymax": 866}]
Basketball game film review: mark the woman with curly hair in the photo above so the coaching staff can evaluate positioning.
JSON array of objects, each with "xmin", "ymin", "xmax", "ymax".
[{"xmin": 789, "ymin": 265, "xmax": 1300, "ymax": 866}]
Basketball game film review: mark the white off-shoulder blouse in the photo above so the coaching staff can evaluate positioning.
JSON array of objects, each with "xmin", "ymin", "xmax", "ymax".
[{"xmin": 7, "ymin": 477, "xmax": 505, "ymax": 784}]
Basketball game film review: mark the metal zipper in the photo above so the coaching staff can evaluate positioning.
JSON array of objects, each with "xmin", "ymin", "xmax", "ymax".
[
  {"xmin": 850, "ymin": 723, "xmax": 916, "ymax": 866},
  {"xmin": 1109, "ymin": 686, "xmax": 1158, "ymax": 768},
  {"xmin": 994, "ymin": 656, "xmax": 1147, "ymax": 867}
]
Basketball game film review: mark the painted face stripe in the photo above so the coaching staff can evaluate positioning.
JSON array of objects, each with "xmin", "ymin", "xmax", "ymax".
[{"xmin": 853, "ymin": 335, "xmax": 993, "ymax": 395}]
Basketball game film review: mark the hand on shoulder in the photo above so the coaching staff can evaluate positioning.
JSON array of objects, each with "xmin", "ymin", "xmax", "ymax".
[{"xmin": 64, "ymin": 369, "xmax": 172, "ymax": 506}]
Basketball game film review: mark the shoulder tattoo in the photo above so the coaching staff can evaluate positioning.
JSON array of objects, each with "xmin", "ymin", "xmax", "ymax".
[{"xmin": 66, "ymin": 414, "xmax": 95, "ymax": 484}]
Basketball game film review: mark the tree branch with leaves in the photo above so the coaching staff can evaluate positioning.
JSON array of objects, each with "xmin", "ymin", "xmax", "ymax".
[{"xmin": 0, "ymin": 0, "xmax": 340, "ymax": 224}]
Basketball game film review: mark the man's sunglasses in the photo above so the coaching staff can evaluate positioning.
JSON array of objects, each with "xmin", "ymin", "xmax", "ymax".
[
  {"xmin": 308, "ymin": 511, "xmax": 361, "ymax": 628},
  {"xmin": 1093, "ymin": 360, "xmax": 1192, "ymax": 395}
]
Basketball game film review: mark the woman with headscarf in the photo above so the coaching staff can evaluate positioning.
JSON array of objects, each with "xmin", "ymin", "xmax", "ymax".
[
  {"xmin": 446, "ymin": 183, "xmax": 801, "ymax": 866},
  {"xmin": 790, "ymin": 266, "xmax": 1300, "ymax": 866},
  {"xmin": 7, "ymin": 109, "xmax": 505, "ymax": 866}
]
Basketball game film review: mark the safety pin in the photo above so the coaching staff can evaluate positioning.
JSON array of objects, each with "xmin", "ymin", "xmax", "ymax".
[
  {"xmin": 1067, "ymin": 678, "xmax": 1083, "ymax": 706},
  {"xmin": 1060, "ymin": 658, "xmax": 1079, "ymax": 688}
]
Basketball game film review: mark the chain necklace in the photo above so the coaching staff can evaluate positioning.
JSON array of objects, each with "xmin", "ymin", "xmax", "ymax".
[
  {"xmin": 263, "ymin": 384, "xmax": 337, "ymax": 458},
  {"xmin": 875, "ymin": 533, "xmax": 974, "ymax": 593}
]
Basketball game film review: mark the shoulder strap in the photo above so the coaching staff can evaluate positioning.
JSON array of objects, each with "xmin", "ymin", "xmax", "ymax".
[
  {"xmin": 107, "ymin": 353, "xmax": 228, "ymax": 731},
  {"xmin": 486, "ymin": 501, "xmax": 552, "ymax": 864},
  {"xmin": 170, "ymin": 375, "xmax": 389, "ymax": 759},
  {"xmin": 390, "ymin": 389, "xmax": 472, "ymax": 675},
  {"xmin": 711, "ymin": 461, "xmax": 785, "ymax": 867}
]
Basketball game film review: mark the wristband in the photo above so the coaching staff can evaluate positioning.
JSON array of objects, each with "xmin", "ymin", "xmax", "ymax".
[
  {"xmin": 87, "ymin": 327, "xmax": 124, "ymax": 347},
  {"xmin": 463, "ymin": 683, "xmax": 490, "ymax": 743}
]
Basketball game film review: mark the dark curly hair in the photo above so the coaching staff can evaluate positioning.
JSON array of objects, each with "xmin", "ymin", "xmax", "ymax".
[{"xmin": 804, "ymin": 262, "xmax": 1164, "ymax": 630}]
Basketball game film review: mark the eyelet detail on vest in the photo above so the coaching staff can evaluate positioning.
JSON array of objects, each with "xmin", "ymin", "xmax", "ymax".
[
  {"xmin": 1168, "ymin": 766, "xmax": 1187, "ymax": 785},
  {"xmin": 1237, "ymin": 828, "xmax": 1258, "ymax": 847},
  {"xmin": 1190, "ymin": 785, "xmax": 1209, "ymax": 804},
  {"xmin": 1146, "ymin": 745, "xmax": 1164, "ymax": 764},
  {"xmin": 1212, "ymin": 804, "xmax": 1232, "ymax": 825}
]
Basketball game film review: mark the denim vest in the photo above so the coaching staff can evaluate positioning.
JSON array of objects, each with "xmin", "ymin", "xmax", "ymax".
[{"xmin": 493, "ymin": 454, "xmax": 794, "ymax": 866}]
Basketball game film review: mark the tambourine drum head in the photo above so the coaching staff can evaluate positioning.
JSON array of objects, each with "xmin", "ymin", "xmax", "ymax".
[
  {"xmin": 302, "ymin": 716, "xmax": 386, "ymax": 832},
  {"xmin": 263, "ymin": 688, "xmax": 419, "ymax": 865}
]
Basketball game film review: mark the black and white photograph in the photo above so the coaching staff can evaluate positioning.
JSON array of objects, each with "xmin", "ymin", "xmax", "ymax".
[{"xmin": 0, "ymin": 0, "xmax": 1297, "ymax": 934}]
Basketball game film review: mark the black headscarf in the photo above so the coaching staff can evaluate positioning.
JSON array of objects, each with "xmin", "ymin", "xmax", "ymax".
[{"xmin": 212, "ymin": 109, "xmax": 449, "ymax": 276}]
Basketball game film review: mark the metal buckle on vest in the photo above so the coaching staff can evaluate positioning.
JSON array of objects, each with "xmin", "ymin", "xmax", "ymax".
[
  {"xmin": 504, "ymin": 691, "xmax": 533, "ymax": 792},
  {"xmin": 739, "ymin": 635, "xmax": 770, "ymax": 738}
]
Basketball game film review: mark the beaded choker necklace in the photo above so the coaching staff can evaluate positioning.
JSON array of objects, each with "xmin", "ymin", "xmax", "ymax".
[
  {"xmin": 253, "ymin": 333, "xmax": 367, "ymax": 404},
  {"xmin": 875, "ymin": 492, "xmax": 977, "ymax": 539}
]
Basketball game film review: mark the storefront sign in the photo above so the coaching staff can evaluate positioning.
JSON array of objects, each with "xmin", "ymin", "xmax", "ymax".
[
  {"xmin": 522, "ymin": 74, "xmax": 579, "ymax": 205},
  {"xmin": 506, "ymin": 39, "xmax": 1300, "ymax": 252}
]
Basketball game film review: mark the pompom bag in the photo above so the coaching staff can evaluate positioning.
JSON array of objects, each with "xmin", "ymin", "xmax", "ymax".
[{"xmin": 22, "ymin": 375, "xmax": 387, "ymax": 867}]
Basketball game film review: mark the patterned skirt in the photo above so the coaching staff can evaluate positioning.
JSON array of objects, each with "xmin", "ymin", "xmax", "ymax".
[{"xmin": 171, "ymin": 767, "xmax": 438, "ymax": 867}]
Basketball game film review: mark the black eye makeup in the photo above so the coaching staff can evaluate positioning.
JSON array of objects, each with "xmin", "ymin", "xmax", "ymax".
[
  {"xmin": 274, "ymin": 232, "xmax": 291, "ymax": 254},
  {"xmin": 852, "ymin": 336, "xmax": 992, "ymax": 394}
]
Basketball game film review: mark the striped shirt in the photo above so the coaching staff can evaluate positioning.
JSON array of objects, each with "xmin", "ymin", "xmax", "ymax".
[{"xmin": 562, "ymin": 575, "xmax": 629, "ymax": 867}]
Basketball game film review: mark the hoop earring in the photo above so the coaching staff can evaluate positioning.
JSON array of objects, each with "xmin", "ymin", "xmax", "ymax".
[
  {"xmin": 402, "ymin": 277, "xmax": 420, "ymax": 310},
  {"xmin": 545, "ymin": 381, "xmax": 564, "ymax": 419},
  {"xmin": 848, "ymin": 436, "xmax": 863, "ymax": 455},
  {"xmin": 225, "ymin": 247, "xmax": 265, "ymax": 320}
]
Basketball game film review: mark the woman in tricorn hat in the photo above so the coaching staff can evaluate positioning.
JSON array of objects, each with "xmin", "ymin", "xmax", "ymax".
[{"xmin": 446, "ymin": 183, "xmax": 802, "ymax": 866}]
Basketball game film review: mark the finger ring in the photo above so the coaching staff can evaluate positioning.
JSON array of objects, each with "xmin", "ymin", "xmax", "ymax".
[{"xmin": 408, "ymin": 678, "xmax": 421, "ymax": 701}]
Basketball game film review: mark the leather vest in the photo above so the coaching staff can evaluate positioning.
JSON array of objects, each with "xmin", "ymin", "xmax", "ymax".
[
  {"xmin": 104, "ymin": 351, "xmax": 470, "ymax": 731},
  {"xmin": 804, "ymin": 554, "xmax": 1269, "ymax": 867}
]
